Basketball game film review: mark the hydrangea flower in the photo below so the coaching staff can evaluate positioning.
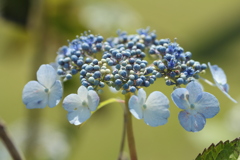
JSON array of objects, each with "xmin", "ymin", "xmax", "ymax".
[
  {"xmin": 128, "ymin": 88, "xmax": 170, "ymax": 127},
  {"xmin": 171, "ymin": 81, "xmax": 220, "ymax": 132},
  {"xmin": 208, "ymin": 62, "xmax": 237, "ymax": 103},
  {"xmin": 22, "ymin": 64, "xmax": 63, "ymax": 109},
  {"xmin": 63, "ymin": 86, "xmax": 99, "ymax": 125}
]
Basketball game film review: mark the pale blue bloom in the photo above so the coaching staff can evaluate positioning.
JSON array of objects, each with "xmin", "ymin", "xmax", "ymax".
[
  {"xmin": 128, "ymin": 88, "xmax": 170, "ymax": 127},
  {"xmin": 63, "ymin": 86, "xmax": 99, "ymax": 125},
  {"xmin": 22, "ymin": 64, "xmax": 63, "ymax": 109},
  {"xmin": 208, "ymin": 62, "xmax": 237, "ymax": 103},
  {"xmin": 171, "ymin": 81, "xmax": 220, "ymax": 132}
]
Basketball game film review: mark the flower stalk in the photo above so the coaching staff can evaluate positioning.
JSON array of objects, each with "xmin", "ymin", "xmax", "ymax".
[{"xmin": 125, "ymin": 93, "xmax": 138, "ymax": 160}]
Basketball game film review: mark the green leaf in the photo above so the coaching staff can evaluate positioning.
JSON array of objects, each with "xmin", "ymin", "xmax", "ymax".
[{"xmin": 195, "ymin": 138, "xmax": 240, "ymax": 160}]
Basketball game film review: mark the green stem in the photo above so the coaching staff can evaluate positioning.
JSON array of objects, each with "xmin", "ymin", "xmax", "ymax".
[
  {"xmin": 0, "ymin": 120, "xmax": 23, "ymax": 160},
  {"xmin": 125, "ymin": 93, "xmax": 138, "ymax": 160}
]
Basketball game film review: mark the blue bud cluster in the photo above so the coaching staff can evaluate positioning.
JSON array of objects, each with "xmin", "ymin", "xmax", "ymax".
[{"xmin": 55, "ymin": 28, "xmax": 207, "ymax": 93}]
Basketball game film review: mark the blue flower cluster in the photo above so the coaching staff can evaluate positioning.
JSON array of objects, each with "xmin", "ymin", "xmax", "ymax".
[
  {"xmin": 22, "ymin": 28, "xmax": 236, "ymax": 132},
  {"xmin": 55, "ymin": 29, "xmax": 207, "ymax": 94}
]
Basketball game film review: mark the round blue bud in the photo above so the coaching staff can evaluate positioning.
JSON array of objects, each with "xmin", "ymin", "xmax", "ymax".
[
  {"xmin": 63, "ymin": 63, "xmax": 70, "ymax": 69},
  {"xmin": 71, "ymin": 68, "xmax": 78, "ymax": 75},
  {"xmin": 63, "ymin": 57, "xmax": 71, "ymax": 63},
  {"xmin": 85, "ymin": 65, "xmax": 93, "ymax": 72},
  {"xmin": 159, "ymin": 39, "xmax": 169, "ymax": 45},
  {"xmin": 96, "ymin": 36, "xmax": 103, "ymax": 43},
  {"xmin": 85, "ymin": 58, "xmax": 92, "ymax": 63},
  {"xmin": 82, "ymin": 43, "xmax": 89, "ymax": 51},
  {"xmin": 139, "ymin": 52, "xmax": 146, "ymax": 58},
  {"xmin": 115, "ymin": 79, "xmax": 122, "ymax": 85},
  {"xmin": 58, "ymin": 58, "xmax": 64, "ymax": 65},
  {"xmin": 93, "ymin": 71, "xmax": 101, "ymax": 79},
  {"xmin": 119, "ymin": 70, "xmax": 127, "ymax": 77},
  {"xmin": 57, "ymin": 69, "xmax": 64, "ymax": 75},
  {"xmin": 108, "ymin": 60, "xmax": 114, "ymax": 66},
  {"xmin": 177, "ymin": 78, "xmax": 184, "ymax": 84},
  {"xmin": 145, "ymin": 67, "xmax": 153, "ymax": 74},
  {"xmin": 129, "ymin": 75, "xmax": 135, "ymax": 80},
  {"xmin": 149, "ymin": 78, "xmax": 155, "ymax": 84},
  {"xmin": 88, "ymin": 86, "xmax": 94, "ymax": 90},
  {"xmin": 77, "ymin": 60, "xmax": 84, "ymax": 66},
  {"xmin": 156, "ymin": 72, "xmax": 162, "ymax": 78},
  {"xmin": 104, "ymin": 74, "xmax": 111, "ymax": 81},
  {"xmin": 88, "ymin": 77, "xmax": 95, "ymax": 83},
  {"xmin": 170, "ymin": 71, "xmax": 176, "ymax": 78},
  {"xmin": 114, "ymin": 74, "xmax": 121, "ymax": 79},
  {"xmin": 82, "ymin": 81, "xmax": 89, "ymax": 87},
  {"xmin": 127, "ymin": 41, "xmax": 134, "ymax": 48},
  {"xmin": 126, "ymin": 64, "xmax": 133, "ymax": 70},
  {"xmin": 140, "ymin": 63, "xmax": 146, "ymax": 68},
  {"xmin": 116, "ymin": 53, "xmax": 123, "ymax": 59},
  {"xmin": 71, "ymin": 55, "xmax": 78, "ymax": 61},
  {"xmin": 80, "ymin": 69, "xmax": 87, "ymax": 76},
  {"xmin": 143, "ymin": 81, "xmax": 150, "ymax": 87},
  {"xmin": 136, "ymin": 78, "xmax": 143, "ymax": 86},
  {"xmin": 129, "ymin": 86, "xmax": 136, "ymax": 93},
  {"xmin": 127, "ymin": 80, "xmax": 134, "ymax": 85},
  {"xmin": 158, "ymin": 63, "xmax": 165, "ymax": 70},
  {"xmin": 201, "ymin": 63, "xmax": 207, "ymax": 70},
  {"xmin": 99, "ymin": 81, "xmax": 105, "ymax": 88},
  {"xmin": 166, "ymin": 80, "xmax": 173, "ymax": 86},
  {"xmin": 133, "ymin": 64, "xmax": 141, "ymax": 71},
  {"xmin": 129, "ymin": 58, "xmax": 135, "ymax": 64},
  {"xmin": 188, "ymin": 60, "xmax": 195, "ymax": 66},
  {"xmin": 185, "ymin": 51, "xmax": 192, "ymax": 59},
  {"xmin": 93, "ymin": 65, "xmax": 100, "ymax": 71},
  {"xmin": 149, "ymin": 49, "xmax": 155, "ymax": 54},
  {"xmin": 122, "ymin": 83, "xmax": 129, "ymax": 90},
  {"xmin": 92, "ymin": 59, "xmax": 99, "ymax": 65},
  {"xmin": 157, "ymin": 46, "xmax": 166, "ymax": 53}
]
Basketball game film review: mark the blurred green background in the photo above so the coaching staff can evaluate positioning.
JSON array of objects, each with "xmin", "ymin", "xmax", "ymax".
[{"xmin": 0, "ymin": 0, "xmax": 240, "ymax": 159}]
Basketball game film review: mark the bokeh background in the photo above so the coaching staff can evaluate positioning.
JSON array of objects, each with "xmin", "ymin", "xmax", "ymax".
[{"xmin": 0, "ymin": 0, "xmax": 240, "ymax": 159}]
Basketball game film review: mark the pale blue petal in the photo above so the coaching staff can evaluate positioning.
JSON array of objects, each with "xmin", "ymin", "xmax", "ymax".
[
  {"xmin": 145, "ymin": 91, "xmax": 169, "ymax": 109},
  {"xmin": 63, "ymin": 94, "xmax": 82, "ymax": 112},
  {"xmin": 194, "ymin": 92, "xmax": 220, "ymax": 118},
  {"xmin": 128, "ymin": 95, "xmax": 143, "ymax": 119},
  {"xmin": 208, "ymin": 62, "xmax": 227, "ymax": 85},
  {"xmin": 216, "ymin": 83, "xmax": 237, "ymax": 103},
  {"xmin": 77, "ymin": 86, "xmax": 88, "ymax": 102},
  {"xmin": 186, "ymin": 81, "xmax": 203, "ymax": 104},
  {"xmin": 143, "ymin": 108, "xmax": 169, "ymax": 127},
  {"xmin": 178, "ymin": 111, "xmax": 206, "ymax": 132},
  {"xmin": 67, "ymin": 107, "xmax": 91, "ymax": 125},
  {"xmin": 48, "ymin": 80, "xmax": 63, "ymax": 108},
  {"xmin": 22, "ymin": 81, "xmax": 48, "ymax": 109},
  {"xmin": 137, "ymin": 88, "xmax": 146, "ymax": 106},
  {"xmin": 87, "ymin": 90, "xmax": 99, "ymax": 111},
  {"xmin": 37, "ymin": 64, "xmax": 57, "ymax": 89},
  {"xmin": 171, "ymin": 88, "xmax": 190, "ymax": 109}
]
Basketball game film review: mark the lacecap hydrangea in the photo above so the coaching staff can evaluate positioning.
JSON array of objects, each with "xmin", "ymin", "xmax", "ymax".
[{"xmin": 22, "ymin": 28, "xmax": 236, "ymax": 132}]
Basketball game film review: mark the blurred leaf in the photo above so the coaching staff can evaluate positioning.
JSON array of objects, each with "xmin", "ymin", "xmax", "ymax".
[{"xmin": 195, "ymin": 138, "xmax": 240, "ymax": 160}]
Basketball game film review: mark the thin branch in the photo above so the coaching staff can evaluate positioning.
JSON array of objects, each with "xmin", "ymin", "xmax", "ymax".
[
  {"xmin": 0, "ymin": 121, "xmax": 23, "ymax": 160},
  {"xmin": 118, "ymin": 102, "xmax": 127, "ymax": 160}
]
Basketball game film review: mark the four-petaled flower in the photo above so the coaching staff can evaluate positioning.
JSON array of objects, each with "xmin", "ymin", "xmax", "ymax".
[
  {"xmin": 22, "ymin": 64, "xmax": 63, "ymax": 109},
  {"xmin": 128, "ymin": 88, "xmax": 170, "ymax": 127},
  {"xmin": 63, "ymin": 86, "xmax": 99, "ymax": 125},
  {"xmin": 171, "ymin": 81, "xmax": 220, "ymax": 132},
  {"xmin": 208, "ymin": 62, "xmax": 237, "ymax": 103}
]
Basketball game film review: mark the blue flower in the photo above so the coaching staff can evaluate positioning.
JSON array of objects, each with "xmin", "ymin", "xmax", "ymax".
[
  {"xmin": 171, "ymin": 81, "xmax": 220, "ymax": 132},
  {"xmin": 208, "ymin": 62, "xmax": 237, "ymax": 103},
  {"xmin": 128, "ymin": 88, "xmax": 170, "ymax": 127},
  {"xmin": 22, "ymin": 64, "xmax": 63, "ymax": 109},
  {"xmin": 63, "ymin": 86, "xmax": 99, "ymax": 125}
]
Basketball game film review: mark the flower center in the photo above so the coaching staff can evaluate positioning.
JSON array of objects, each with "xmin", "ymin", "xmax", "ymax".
[
  {"xmin": 82, "ymin": 100, "xmax": 88, "ymax": 107},
  {"xmin": 143, "ymin": 104, "xmax": 147, "ymax": 109},
  {"xmin": 190, "ymin": 104, "xmax": 195, "ymax": 109},
  {"xmin": 44, "ymin": 88, "xmax": 49, "ymax": 93}
]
